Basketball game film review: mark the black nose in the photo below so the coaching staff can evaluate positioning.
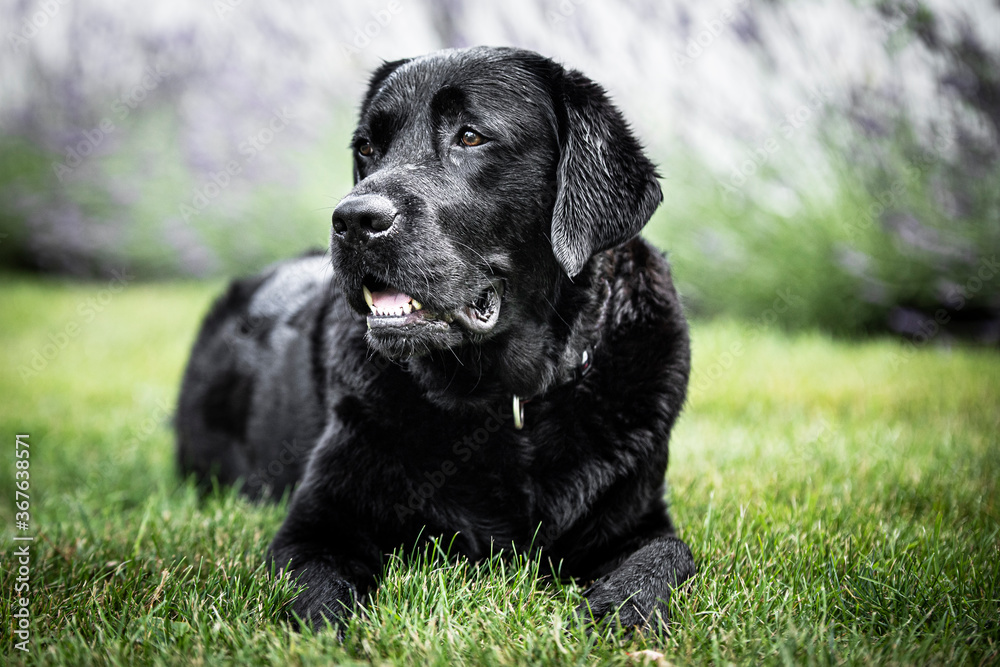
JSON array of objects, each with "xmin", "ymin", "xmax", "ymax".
[{"xmin": 331, "ymin": 194, "xmax": 398, "ymax": 244}]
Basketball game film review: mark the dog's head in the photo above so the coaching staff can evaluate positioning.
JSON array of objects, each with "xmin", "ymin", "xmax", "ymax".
[{"xmin": 330, "ymin": 46, "xmax": 661, "ymax": 376}]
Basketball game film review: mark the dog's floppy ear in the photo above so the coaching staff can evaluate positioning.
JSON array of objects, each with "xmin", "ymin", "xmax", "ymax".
[
  {"xmin": 354, "ymin": 58, "xmax": 410, "ymax": 185},
  {"xmin": 550, "ymin": 68, "xmax": 663, "ymax": 277},
  {"xmin": 360, "ymin": 58, "xmax": 410, "ymax": 112}
]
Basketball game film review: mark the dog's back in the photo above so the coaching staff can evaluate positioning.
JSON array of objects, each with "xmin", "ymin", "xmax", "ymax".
[{"xmin": 175, "ymin": 251, "xmax": 332, "ymax": 499}]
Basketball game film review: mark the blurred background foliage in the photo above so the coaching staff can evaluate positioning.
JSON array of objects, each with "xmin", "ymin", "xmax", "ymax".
[{"xmin": 1, "ymin": 0, "xmax": 998, "ymax": 340}]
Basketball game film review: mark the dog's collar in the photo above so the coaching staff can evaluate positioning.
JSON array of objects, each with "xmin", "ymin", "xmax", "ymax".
[{"xmin": 512, "ymin": 345, "xmax": 593, "ymax": 430}]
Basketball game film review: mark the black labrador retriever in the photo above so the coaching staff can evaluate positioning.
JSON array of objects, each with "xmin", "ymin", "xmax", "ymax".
[{"xmin": 176, "ymin": 46, "xmax": 695, "ymax": 632}]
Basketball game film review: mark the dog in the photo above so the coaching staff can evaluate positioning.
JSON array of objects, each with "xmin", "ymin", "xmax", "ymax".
[{"xmin": 176, "ymin": 46, "xmax": 695, "ymax": 632}]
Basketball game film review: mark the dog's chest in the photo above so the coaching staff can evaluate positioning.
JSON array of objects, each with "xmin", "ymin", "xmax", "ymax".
[{"xmin": 336, "ymin": 404, "xmax": 537, "ymax": 557}]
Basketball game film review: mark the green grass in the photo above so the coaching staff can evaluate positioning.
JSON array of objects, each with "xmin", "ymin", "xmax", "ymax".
[{"xmin": 1, "ymin": 276, "xmax": 998, "ymax": 666}]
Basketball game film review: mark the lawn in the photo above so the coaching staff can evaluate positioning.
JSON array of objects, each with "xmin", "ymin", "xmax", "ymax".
[{"xmin": 0, "ymin": 275, "xmax": 997, "ymax": 666}]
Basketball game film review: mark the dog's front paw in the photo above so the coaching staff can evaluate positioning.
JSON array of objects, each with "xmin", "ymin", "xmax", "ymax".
[
  {"xmin": 288, "ymin": 576, "xmax": 358, "ymax": 633},
  {"xmin": 575, "ymin": 577, "xmax": 668, "ymax": 633},
  {"xmin": 574, "ymin": 536, "xmax": 696, "ymax": 634}
]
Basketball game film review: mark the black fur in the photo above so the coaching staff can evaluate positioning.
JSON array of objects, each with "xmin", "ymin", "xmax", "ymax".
[{"xmin": 176, "ymin": 46, "xmax": 695, "ymax": 632}]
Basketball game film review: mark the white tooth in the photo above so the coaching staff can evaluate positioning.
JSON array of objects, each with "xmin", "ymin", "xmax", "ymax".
[
  {"xmin": 402, "ymin": 302, "xmax": 412, "ymax": 315},
  {"xmin": 363, "ymin": 285, "xmax": 374, "ymax": 312},
  {"xmin": 411, "ymin": 299, "xmax": 422, "ymax": 311}
]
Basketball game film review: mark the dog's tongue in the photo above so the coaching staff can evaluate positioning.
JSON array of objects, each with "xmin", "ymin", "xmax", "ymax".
[{"xmin": 371, "ymin": 289, "xmax": 411, "ymax": 311}]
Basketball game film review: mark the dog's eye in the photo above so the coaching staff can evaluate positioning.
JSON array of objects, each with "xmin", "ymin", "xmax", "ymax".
[
  {"xmin": 357, "ymin": 142, "xmax": 373, "ymax": 157},
  {"xmin": 460, "ymin": 130, "xmax": 486, "ymax": 147}
]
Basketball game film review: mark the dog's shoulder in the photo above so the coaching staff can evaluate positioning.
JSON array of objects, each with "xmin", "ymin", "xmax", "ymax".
[
  {"xmin": 593, "ymin": 236, "xmax": 690, "ymax": 411},
  {"xmin": 591, "ymin": 237, "xmax": 689, "ymax": 358}
]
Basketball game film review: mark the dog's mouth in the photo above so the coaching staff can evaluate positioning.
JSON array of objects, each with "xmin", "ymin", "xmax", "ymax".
[{"xmin": 363, "ymin": 279, "xmax": 504, "ymax": 335}]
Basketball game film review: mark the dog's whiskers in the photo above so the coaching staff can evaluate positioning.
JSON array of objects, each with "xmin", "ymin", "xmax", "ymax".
[{"xmin": 451, "ymin": 240, "xmax": 498, "ymax": 280}]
